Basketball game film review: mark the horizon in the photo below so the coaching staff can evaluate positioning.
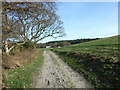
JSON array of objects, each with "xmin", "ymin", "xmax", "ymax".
[
  {"xmin": 38, "ymin": 35, "xmax": 118, "ymax": 44},
  {"xmin": 39, "ymin": 2, "xmax": 118, "ymax": 43}
]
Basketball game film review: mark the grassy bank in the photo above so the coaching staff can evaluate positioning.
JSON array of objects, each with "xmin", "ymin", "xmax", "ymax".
[
  {"xmin": 3, "ymin": 49, "xmax": 44, "ymax": 88},
  {"xmin": 52, "ymin": 35, "xmax": 120, "ymax": 88}
]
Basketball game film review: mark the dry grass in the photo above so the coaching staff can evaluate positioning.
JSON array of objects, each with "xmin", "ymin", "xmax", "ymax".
[
  {"xmin": 2, "ymin": 49, "xmax": 44, "ymax": 88},
  {"xmin": 2, "ymin": 48, "xmax": 37, "ymax": 70},
  {"xmin": 2, "ymin": 48, "xmax": 39, "ymax": 88}
]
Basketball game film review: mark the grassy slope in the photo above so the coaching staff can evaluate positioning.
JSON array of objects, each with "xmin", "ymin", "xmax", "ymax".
[
  {"xmin": 52, "ymin": 35, "xmax": 120, "ymax": 88},
  {"xmin": 3, "ymin": 49, "xmax": 44, "ymax": 88}
]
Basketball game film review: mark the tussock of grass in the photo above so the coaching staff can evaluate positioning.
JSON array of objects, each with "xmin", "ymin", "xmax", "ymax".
[
  {"xmin": 3, "ymin": 49, "xmax": 44, "ymax": 88},
  {"xmin": 52, "ymin": 35, "xmax": 120, "ymax": 88}
]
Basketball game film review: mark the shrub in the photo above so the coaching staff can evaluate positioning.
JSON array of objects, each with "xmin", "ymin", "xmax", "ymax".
[{"xmin": 23, "ymin": 41, "xmax": 35, "ymax": 49}]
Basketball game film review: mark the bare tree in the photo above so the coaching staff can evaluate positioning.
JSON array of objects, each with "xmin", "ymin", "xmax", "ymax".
[{"xmin": 2, "ymin": 2, "xmax": 65, "ymax": 54}]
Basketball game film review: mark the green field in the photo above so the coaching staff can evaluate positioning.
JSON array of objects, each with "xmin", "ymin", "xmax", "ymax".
[{"xmin": 52, "ymin": 35, "xmax": 120, "ymax": 88}]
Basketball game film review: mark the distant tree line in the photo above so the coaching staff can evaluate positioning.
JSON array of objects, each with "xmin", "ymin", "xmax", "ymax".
[{"xmin": 36, "ymin": 38, "xmax": 100, "ymax": 48}]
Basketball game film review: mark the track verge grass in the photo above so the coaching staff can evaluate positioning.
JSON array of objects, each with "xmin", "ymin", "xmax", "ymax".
[{"xmin": 3, "ymin": 49, "xmax": 44, "ymax": 88}]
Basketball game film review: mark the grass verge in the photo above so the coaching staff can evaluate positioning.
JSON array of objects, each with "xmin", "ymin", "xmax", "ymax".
[{"xmin": 3, "ymin": 49, "xmax": 44, "ymax": 88}]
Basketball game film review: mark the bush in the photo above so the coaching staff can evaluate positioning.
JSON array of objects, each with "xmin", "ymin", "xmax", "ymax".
[{"xmin": 23, "ymin": 41, "xmax": 35, "ymax": 49}]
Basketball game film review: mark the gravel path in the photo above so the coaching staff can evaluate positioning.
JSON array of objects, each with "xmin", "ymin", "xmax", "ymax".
[{"xmin": 35, "ymin": 50, "xmax": 92, "ymax": 88}]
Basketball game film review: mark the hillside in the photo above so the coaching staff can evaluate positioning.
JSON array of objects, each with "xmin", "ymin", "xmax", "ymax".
[
  {"xmin": 52, "ymin": 35, "xmax": 120, "ymax": 88},
  {"xmin": 36, "ymin": 38, "xmax": 100, "ymax": 48}
]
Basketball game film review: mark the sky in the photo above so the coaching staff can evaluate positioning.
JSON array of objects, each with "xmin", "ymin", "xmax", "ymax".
[{"xmin": 40, "ymin": 2, "xmax": 118, "ymax": 43}]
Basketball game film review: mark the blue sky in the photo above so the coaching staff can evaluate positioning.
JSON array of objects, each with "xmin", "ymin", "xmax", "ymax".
[{"xmin": 41, "ymin": 2, "xmax": 118, "ymax": 43}]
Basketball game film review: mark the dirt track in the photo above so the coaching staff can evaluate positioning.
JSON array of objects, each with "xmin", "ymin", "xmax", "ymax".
[{"xmin": 35, "ymin": 50, "xmax": 92, "ymax": 88}]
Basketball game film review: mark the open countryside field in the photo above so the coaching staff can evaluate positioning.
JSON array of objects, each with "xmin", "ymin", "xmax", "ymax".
[
  {"xmin": 2, "ymin": 2, "xmax": 118, "ymax": 89},
  {"xmin": 52, "ymin": 35, "xmax": 120, "ymax": 88},
  {"xmin": 3, "ymin": 35, "xmax": 119, "ymax": 88}
]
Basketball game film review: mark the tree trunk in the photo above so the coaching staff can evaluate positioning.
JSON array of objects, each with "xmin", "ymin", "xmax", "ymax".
[
  {"xmin": 4, "ymin": 40, "xmax": 9, "ymax": 55},
  {"xmin": 4, "ymin": 40, "xmax": 15, "ymax": 55}
]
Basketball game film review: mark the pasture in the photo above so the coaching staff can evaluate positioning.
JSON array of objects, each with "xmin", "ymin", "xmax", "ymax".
[{"xmin": 52, "ymin": 35, "xmax": 120, "ymax": 88}]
